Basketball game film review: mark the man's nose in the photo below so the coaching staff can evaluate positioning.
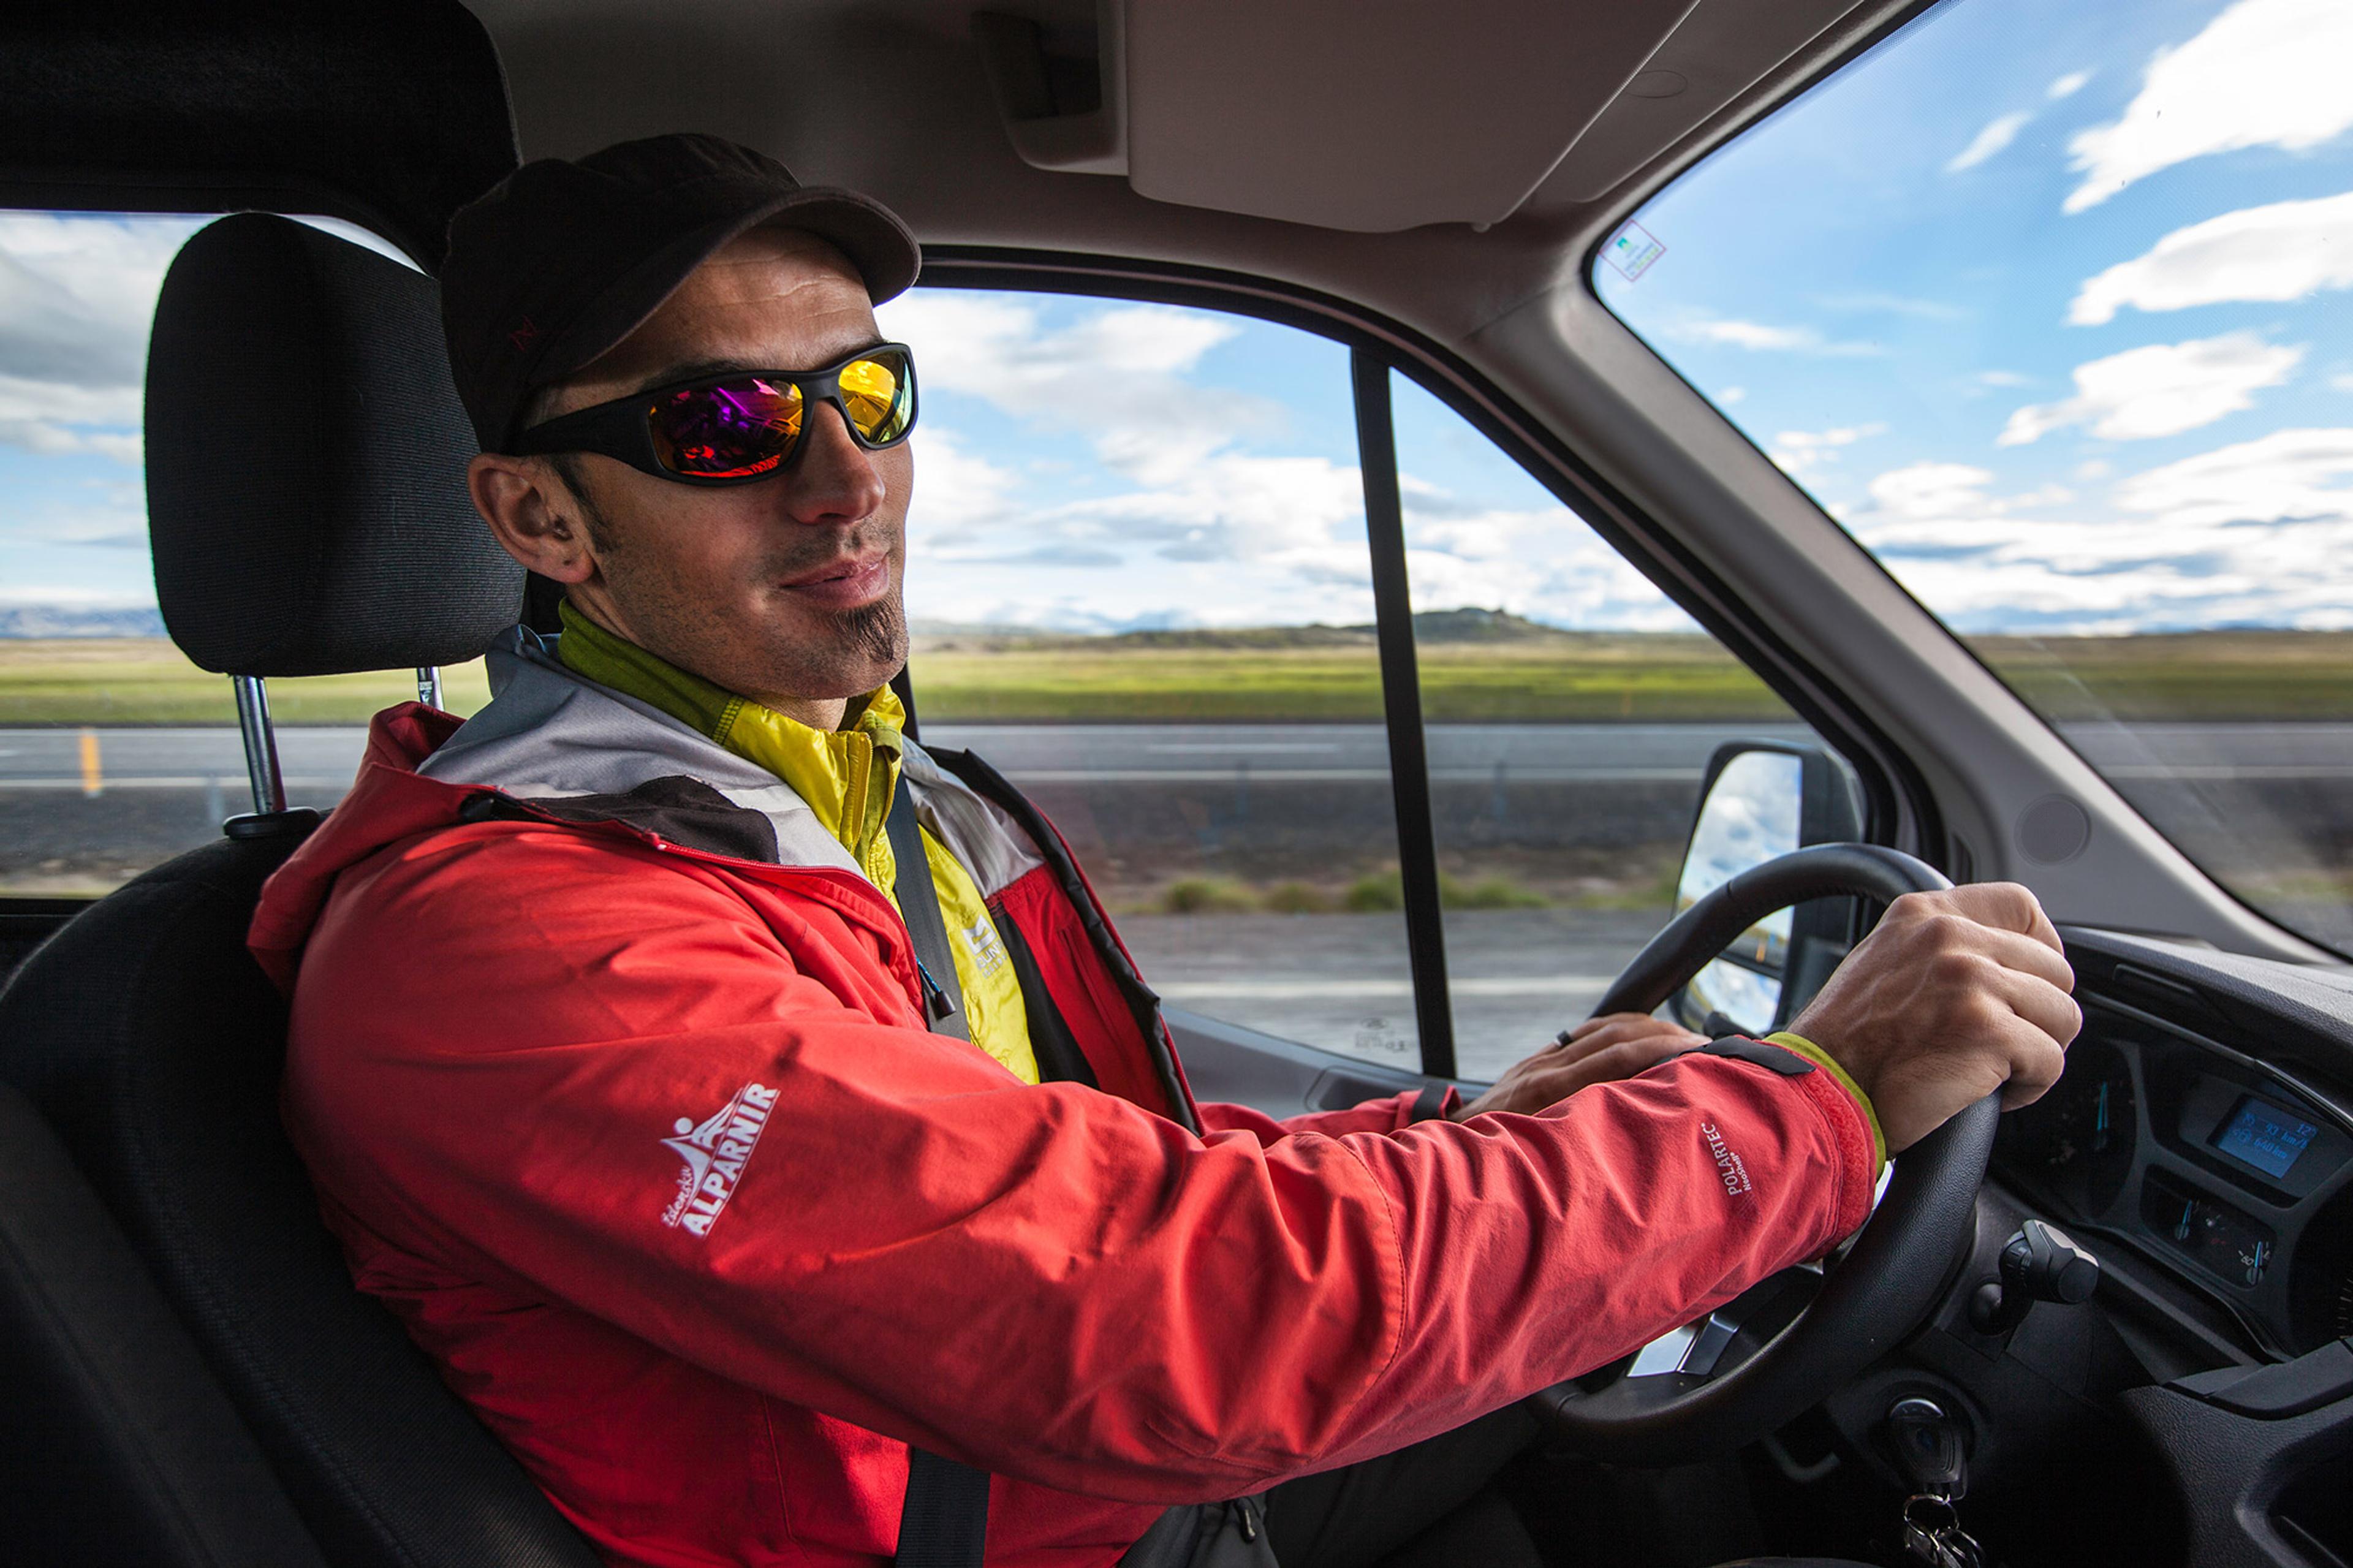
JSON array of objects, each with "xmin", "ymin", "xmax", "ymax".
[{"xmin": 779, "ymin": 400, "xmax": 888, "ymax": 525}]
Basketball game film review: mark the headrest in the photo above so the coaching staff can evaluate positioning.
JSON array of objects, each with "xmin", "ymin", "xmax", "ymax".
[{"xmin": 146, "ymin": 214, "xmax": 522, "ymax": 677}]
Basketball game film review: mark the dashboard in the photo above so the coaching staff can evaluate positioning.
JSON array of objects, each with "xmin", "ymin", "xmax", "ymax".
[{"xmin": 1996, "ymin": 933, "xmax": 2353, "ymax": 1362}]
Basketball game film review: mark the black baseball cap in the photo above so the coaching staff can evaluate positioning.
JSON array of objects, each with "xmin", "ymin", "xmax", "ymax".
[{"xmin": 440, "ymin": 132, "xmax": 921, "ymax": 452}]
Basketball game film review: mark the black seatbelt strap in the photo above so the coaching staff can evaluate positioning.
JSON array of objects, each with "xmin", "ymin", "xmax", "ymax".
[
  {"xmin": 882, "ymin": 772, "xmax": 991, "ymax": 1568},
  {"xmin": 897, "ymin": 1447, "xmax": 992, "ymax": 1568},
  {"xmin": 886, "ymin": 779, "xmax": 970, "ymax": 1040}
]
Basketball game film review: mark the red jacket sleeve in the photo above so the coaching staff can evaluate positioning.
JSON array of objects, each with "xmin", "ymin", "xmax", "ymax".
[
  {"xmin": 1199, "ymin": 1089, "xmax": 1443, "ymax": 1143},
  {"xmin": 284, "ymin": 825, "xmax": 1876, "ymax": 1504}
]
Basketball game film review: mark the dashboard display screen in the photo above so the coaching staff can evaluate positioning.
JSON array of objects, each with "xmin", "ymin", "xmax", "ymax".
[{"xmin": 2211, "ymin": 1096, "xmax": 2319, "ymax": 1181}]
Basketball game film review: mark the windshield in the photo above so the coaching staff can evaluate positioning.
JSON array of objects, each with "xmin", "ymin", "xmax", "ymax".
[{"xmin": 1594, "ymin": 0, "xmax": 2353, "ymax": 956}]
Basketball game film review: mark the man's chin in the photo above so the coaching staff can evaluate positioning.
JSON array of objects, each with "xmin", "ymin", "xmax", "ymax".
[{"xmin": 769, "ymin": 596, "xmax": 907, "ymax": 699}]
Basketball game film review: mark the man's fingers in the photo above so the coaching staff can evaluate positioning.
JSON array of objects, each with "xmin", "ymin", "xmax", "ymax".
[
  {"xmin": 1940, "ymin": 882, "xmax": 2064, "ymax": 953},
  {"xmin": 1996, "ymin": 1017, "xmax": 2071, "ymax": 1108},
  {"xmin": 1969, "ymin": 925, "xmax": 2077, "ymax": 995},
  {"xmin": 1990, "ymin": 969, "xmax": 2078, "ymax": 1077},
  {"xmin": 1564, "ymin": 1011, "xmax": 1669, "ymax": 1044},
  {"xmin": 1948, "ymin": 968, "xmax": 2074, "ymax": 1111},
  {"xmin": 1558, "ymin": 1015, "xmax": 1702, "ymax": 1066},
  {"xmin": 1523, "ymin": 1032, "xmax": 1700, "ymax": 1108}
]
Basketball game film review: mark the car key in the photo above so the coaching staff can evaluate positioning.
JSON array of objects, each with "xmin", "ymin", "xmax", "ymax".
[
  {"xmin": 1900, "ymin": 1493, "xmax": 1987, "ymax": 1568},
  {"xmin": 1888, "ymin": 1398, "xmax": 1986, "ymax": 1567}
]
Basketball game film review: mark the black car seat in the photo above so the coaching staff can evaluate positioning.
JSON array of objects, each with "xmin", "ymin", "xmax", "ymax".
[
  {"xmin": 0, "ymin": 1077, "xmax": 328, "ymax": 1566},
  {"xmin": 0, "ymin": 213, "xmax": 599, "ymax": 1568}
]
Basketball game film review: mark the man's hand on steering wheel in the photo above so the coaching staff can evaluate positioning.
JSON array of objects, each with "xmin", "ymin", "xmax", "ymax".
[
  {"xmin": 1452, "ymin": 882, "xmax": 2078, "ymax": 1148},
  {"xmin": 1788, "ymin": 882, "xmax": 2079, "ymax": 1153},
  {"xmin": 1453, "ymin": 1013, "xmax": 1707, "ymax": 1120}
]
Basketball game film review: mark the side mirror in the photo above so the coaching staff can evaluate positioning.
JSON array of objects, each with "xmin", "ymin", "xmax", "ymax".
[{"xmin": 1670, "ymin": 741, "xmax": 1862, "ymax": 1036}]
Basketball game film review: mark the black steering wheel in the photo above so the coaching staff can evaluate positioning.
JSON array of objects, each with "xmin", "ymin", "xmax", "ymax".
[{"xmin": 1528, "ymin": 843, "xmax": 1998, "ymax": 1465}]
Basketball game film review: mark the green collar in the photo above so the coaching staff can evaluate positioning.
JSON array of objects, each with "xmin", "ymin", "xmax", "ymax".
[{"xmin": 556, "ymin": 601, "xmax": 906, "ymax": 870}]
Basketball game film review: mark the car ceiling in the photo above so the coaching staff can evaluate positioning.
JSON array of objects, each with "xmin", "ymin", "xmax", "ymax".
[{"xmin": 469, "ymin": 0, "xmax": 1908, "ymax": 350}]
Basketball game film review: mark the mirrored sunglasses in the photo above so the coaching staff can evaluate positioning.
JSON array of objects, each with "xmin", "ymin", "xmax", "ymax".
[{"xmin": 508, "ymin": 343, "xmax": 917, "ymax": 484}]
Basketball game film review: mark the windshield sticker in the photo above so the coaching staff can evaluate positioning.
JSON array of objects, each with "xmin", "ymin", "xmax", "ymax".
[{"xmin": 1603, "ymin": 221, "xmax": 1665, "ymax": 282}]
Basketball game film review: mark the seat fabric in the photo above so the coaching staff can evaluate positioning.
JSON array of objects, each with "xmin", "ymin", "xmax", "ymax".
[
  {"xmin": 0, "ymin": 800, "xmax": 601, "ymax": 1568},
  {"xmin": 0, "ymin": 1076, "xmax": 327, "ymax": 1567}
]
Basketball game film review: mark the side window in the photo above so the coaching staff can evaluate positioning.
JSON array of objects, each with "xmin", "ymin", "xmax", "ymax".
[
  {"xmin": 884, "ymin": 289, "xmax": 1851, "ymax": 1078},
  {"xmin": 882, "ymin": 288, "xmax": 1425, "ymax": 1068},
  {"xmin": 1388, "ymin": 371, "xmax": 1827, "ymax": 1080},
  {"xmin": 0, "ymin": 211, "xmax": 488, "ymax": 901}
]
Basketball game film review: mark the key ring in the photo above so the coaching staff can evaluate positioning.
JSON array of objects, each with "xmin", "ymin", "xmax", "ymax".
[{"xmin": 1900, "ymin": 1493, "xmax": 1985, "ymax": 1568}]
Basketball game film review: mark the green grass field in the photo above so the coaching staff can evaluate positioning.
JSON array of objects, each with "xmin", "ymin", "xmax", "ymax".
[
  {"xmin": 0, "ymin": 639, "xmax": 494, "ymax": 725},
  {"xmin": 1, "ymin": 627, "xmax": 2347, "ymax": 725}
]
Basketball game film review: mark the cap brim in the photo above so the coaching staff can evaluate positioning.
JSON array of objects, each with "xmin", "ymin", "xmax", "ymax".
[{"xmin": 531, "ymin": 185, "xmax": 922, "ymax": 401}]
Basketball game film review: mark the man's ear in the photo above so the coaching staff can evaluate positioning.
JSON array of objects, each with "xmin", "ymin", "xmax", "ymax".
[{"xmin": 468, "ymin": 452, "xmax": 597, "ymax": 585}]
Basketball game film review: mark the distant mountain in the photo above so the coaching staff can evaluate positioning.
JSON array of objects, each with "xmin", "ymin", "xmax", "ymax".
[
  {"xmin": 1107, "ymin": 608, "xmax": 1571, "ymax": 648},
  {"xmin": 1399, "ymin": 608, "xmax": 1566, "ymax": 642},
  {"xmin": 1100, "ymin": 624, "xmax": 1376, "ymax": 650},
  {"xmin": 0, "ymin": 604, "xmax": 167, "ymax": 638},
  {"xmin": 912, "ymin": 607, "xmax": 1586, "ymax": 652}
]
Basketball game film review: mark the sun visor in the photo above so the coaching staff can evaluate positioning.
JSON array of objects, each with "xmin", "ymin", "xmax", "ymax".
[{"xmin": 982, "ymin": 0, "xmax": 1705, "ymax": 233}]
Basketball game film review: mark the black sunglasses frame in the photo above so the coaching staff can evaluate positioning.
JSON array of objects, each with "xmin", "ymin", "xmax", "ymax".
[{"xmin": 506, "ymin": 343, "xmax": 919, "ymax": 485}]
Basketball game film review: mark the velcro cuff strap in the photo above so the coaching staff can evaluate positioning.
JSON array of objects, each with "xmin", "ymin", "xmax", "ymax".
[{"xmin": 1699, "ymin": 1034, "xmax": 1815, "ymax": 1075}]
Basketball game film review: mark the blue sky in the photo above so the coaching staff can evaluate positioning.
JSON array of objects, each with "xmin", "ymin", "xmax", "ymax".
[
  {"xmin": 6, "ymin": 0, "xmax": 2348, "ymax": 639},
  {"xmin": 1597, "ymin": 0, "xmax": 2353, "ymax": 634}
]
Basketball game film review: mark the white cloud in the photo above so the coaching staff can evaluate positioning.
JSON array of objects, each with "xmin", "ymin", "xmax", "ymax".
[
  {"xmin": 0, "ymin": 372, "xmax": 142, "ymax": 427},
  {"xmin": 904, "ymin": 428, "xmax": 1023, "ymax": 545},
  {"xmin": 1844, "ymin": 461, "xmax": 2234, "ymax": 629},
  {"xmin": 2068, "ymin": 190, "xmax": 2353, "ymax": 326},
  {"xmin": 0, "ymin": 419, "xmax": 140, "ymax": 464},
  {"xmin": 887, "ymin": 294, "xmax": 1702, "ymax": 633},
  {"xmin": 1841, "ymin": 434, "xmax": 2353, "ymax": 633},
  {"xmin": 882, "ymin": 291, "xmax": 1375, "ymax": 626},
  {"xmin": 1717, "ymin": 386, "xmax": 1746, "ymax": 404},
  {"xmin": 1865, "ymin": 461, "xmax": 2004, "ymax": 520},
  {"xmin": 1814, "ymin": 292, "xmax": 1968, "ymax": 322},
  {"xmin": 1675, "ymin": 317, "xmax": 1811, "ymax": 350},
  {"xmin": 0, "ymin": 213, "xmax": 192, "ymax": 493},
  {"xmin": 1976, "ymin": 369, "xmax": 2032, "ymax": 388},
  {"xmin": 1766, "ymin": 422, "xmax": 1885, "ymax": 476},
  {"xmin": 1400, "ymin": 506, "xmax": 1696, "ymax": 633},
  {"xmin": 2064, "ymin": 0, "xmax": 2353, "ymax": 213},
  {"xmin": 0, "ymin": 585, "xmax": 157, "ymax": 608},
  {"xmin": 881, "ymin": 290, "xmax": 1272, "ymax": 487},
  {"xmin": 1664, "ymin": 316, "xmax": 1878, "ymax": 355},
  {"xmin": 2334, "ymin": 373, "xmax": 2353, "ymax": 393},
  {"xmin": 0, "ymin": 214, "xmax": 197, "ymax": 387},
  {"xmin": 2113, "ymin": 426, "xmax": 2353, "ymax": 528},
  {"xmin": 1997, "ymin": 332, "xmax": 2303, "ymax": 445},
  {"xmin": 1947, "ymin": 112, "xmax": 2031, "ymax": 173},
  {"xmin": 2047, "ymin": 70, "xmax": 2093, "ymax": 100}
]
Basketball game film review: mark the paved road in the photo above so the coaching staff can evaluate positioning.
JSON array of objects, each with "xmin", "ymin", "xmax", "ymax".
[
  {"xmin": 6, "ymin": 722, "xmax": 2346, "ymax": 1061},
  {"xmin": 7, "ymin": 720, "xmax": 2351, "ymax": 792},
  {"xmin": 1121, "ymin": 906, "xmax": 1665, "ymax": 1081}
]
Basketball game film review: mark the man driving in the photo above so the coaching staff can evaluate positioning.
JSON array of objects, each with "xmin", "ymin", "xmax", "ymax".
[{"xmin": 253, "ymin": 135, "xmax": 2078, "ymax": 1568}]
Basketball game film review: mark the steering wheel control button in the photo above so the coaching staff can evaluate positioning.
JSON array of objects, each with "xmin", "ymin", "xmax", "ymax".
[
  {"xmin": 1968, "ymin": 1221, "xmax": 2101, "ymax": 1334},
  {"xmin": 2169, "ymin": 1338, "xmax": 2353, "ymax": 1420}
]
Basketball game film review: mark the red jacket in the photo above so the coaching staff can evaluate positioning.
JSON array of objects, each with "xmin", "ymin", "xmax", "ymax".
[{"xmin": 254, "ymin": 681, "xmax": 1876, "ymax": 1568}]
